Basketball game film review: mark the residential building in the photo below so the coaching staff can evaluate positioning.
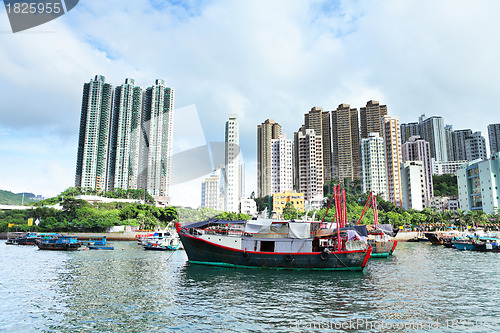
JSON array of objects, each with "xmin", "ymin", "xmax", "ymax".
[
  {"xmin": 331, "ymin": 104, "xmax": 360, "ymax": 182},
  {"xmin": 487, "ymin": 123, "xmax": 500, "ymax": 155},
  {"xmin": 75, "ymin": 76, "xmax": 176, "ymax": 203},
  {"xmin": 271, "ymin": 134, "xmax": 293, "ymax": 194},
  {"xmin": 239, "ymin": 198, "xmax": 257, "ymax": 216},
  {"xmin": 225, "ymin": 114, "xmax": 240, "ymax": 212},
  {"xmin": 400, "ymin": 122, "xmax": 419, "ymax": 144},
  {"xmin": 239, "ymin": 161, "xmax": 245, "ymax": 200},
  {"xmin": 107, "ymin": 78, "xmax": 143, "ymax": 191},
  {"xmin": 360, "ymin": 100, "xmax": 387, "ymax": 139},
  {"xmin": 140, "ymin": 79, "xmax": 175, "ymax": 199},
  {"xmin": 294, "ymin": 128, "xmax": 323, "ymax": 201},
  {"xmin": 75, "ymin": 75, "xmax": 113, "ymax": 191},
  {"xmin": 304, "ymin": 107, "xmax": 333, "ymax": 182},
  {"xmin": 383, "ymin": 115, "xmax": 403, "ymax": 207},
  {"xmin": 457, "ymin": 152, "xmax": 500, "ymax": 214},
  {"xmin": 272, "ymin": 191, "xmax": 305, "ymax": 217},
  {"xmin": 432, "ymin": 159, "xmax": 467, "ymax": 176},
  {"xmin": 401, "ymin": 161, "xmax": 425, "ymax": 211},
  {"xmin": 401, "ymin": 135, "xmax": 433, "ymax": 203},
  {"xmin": 427, "ymin": 196, "xmax": 459, "ymax": 212},
  {"xmin": 452, "ymin": 129, "xmax": 472, "ymax": 161},
  {"xmin": 361, "ymin": 132, "xmax": 387, "ymax": 199},
  {"xmin": 465, "ymin": 131, "xmax": 487, "ymax": 161},
  {"xmin": 257, "ymin": 119, "xmax": 281, "ymax": 197},
  {"xmin": 419, "ymin": 115, "xmax": 448, "ymax": 162},
  {"xmin": 445, "ymin": 124, "xmax": 454, "ymax": 162},
  {"xmin": 201, "ymin": 168, "xmax": 225, "ymax": 211}
]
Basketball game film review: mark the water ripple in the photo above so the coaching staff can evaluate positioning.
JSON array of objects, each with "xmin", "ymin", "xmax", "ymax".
[{"xmin": 1, "ymin": 241, "xmax": 499, "ymax": 332}]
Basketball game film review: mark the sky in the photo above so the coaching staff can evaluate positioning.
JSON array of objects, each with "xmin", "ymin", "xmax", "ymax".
[{"xmin": 1, "ymin": 0, "xmax": 500, "ymax": 207}]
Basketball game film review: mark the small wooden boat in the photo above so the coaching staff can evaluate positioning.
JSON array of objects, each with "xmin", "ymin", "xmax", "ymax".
[
  {"xmin": 35, "ymin": 235, "xmax": 81, "ymax": 251},
  {"xmin": 86, "ymin": 236, "xmax": 114, "ymax": 250}
]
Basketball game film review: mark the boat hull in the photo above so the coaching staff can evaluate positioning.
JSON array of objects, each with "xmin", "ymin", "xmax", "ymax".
[
  {"xmin": 179, "ymin": 231, "xmax": 371, "ymax": 271},
  {"xmin": 452, "ymin": 241, "xmax": 475, "ymax": 251},
  {"xmin": 473, "ymin": 243, "xmax": 500, "ymax": 252},
  {"xmin": 144, "ymin": 244, "xmax": 180, "ymax": 251},
  {"xmin": 36, "ymin": 242, "xmax": 81, "ymax": 251},
  {"xmin": 368, "ymin": 240, "xmax": 397, "ymax": 258}
]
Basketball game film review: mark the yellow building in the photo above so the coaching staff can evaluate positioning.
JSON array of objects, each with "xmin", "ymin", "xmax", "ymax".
[{"xmin": 272, "ymin": 191, "xmax": 305, "ymax": 217}]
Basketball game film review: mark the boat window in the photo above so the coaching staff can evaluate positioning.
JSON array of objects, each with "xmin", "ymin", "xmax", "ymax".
[{"xmin": 260, "ymin": 241, "xmax": 275, "ymax": 252}]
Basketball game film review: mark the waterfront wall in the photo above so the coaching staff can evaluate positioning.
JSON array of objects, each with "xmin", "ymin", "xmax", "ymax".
[{"xmin": 0, "ymin": 232, "xmax": 140, "ymax": 241}]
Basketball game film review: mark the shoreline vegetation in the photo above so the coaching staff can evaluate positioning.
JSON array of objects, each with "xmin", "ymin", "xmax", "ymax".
[{"xmin": 1, "ymin": 177, "xmax": 499, "ymax": 234}]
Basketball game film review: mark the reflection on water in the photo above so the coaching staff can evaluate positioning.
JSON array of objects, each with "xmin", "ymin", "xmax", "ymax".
[{"xmin": 1, "ymin": 242, "xmax": 499, "ymax": 332}]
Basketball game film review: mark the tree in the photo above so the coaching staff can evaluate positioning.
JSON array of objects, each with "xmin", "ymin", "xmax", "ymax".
[
  {"xmin": 433, "ymin": 174, "xmax": 458, "ymax": 197},
  {"xmin": 254, "ymin": 195, "xmax": 272, "ymax": 212},
  {"xmin": 282, "ymin": 202, "xmax": 298, "ymax": 220}
]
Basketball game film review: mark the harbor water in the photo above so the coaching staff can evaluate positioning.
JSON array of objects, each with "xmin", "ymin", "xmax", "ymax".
[{"xmin": 1, "ymin": 241, "xmax": 499, "ymax": 332}]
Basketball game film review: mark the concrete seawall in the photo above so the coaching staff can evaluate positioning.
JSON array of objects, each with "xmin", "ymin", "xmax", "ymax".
[{"xmin": 0, "ymin": 232, "xmax": 140, "ymax": 241}]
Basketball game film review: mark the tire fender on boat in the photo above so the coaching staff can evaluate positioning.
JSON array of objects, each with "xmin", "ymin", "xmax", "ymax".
[
  {"xmin": 285, "ymin": 254, "xmax": 294, "ymax": 262},
  {"xmin": 320, "ymin": 251, "xmax": 329, "ymax": 261},
  {"xmin": 242, "ymin": 251, "xmax": 250, "ymax": 260}
]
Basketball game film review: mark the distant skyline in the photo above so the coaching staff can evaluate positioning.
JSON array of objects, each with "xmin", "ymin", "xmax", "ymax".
[{"xmin": 1, "ymin": 0, "xmax": 500, "ymax": 207}]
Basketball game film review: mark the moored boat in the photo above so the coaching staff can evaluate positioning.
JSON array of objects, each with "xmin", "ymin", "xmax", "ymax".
[
  {"xmin": 5, "ymin": 232, "xmax": 25, "ymax": 245},
  {"xmin": 452, "ymin": 240, "xmax": 475, "ymax": 251},
  {"xmin": 357, "ymin": 192, "xmax": 398, "ymax": 258},
  {"xmin": 87, "ymin": 236, "xmax": 114, "ymax": 250},
  {"xmin": 177, "ymin": 185, "xmax": 372, "ymax": 271},
  {"xmin": 35, "ymin": 235, "xmax": 81, "ymax": 251},
  {"xmin": 142, "ymin": 230, "xmax": 181, "ymax": 251},
  {"xmin": 472, "ymin": 237, "xmax": 500, "ymax": 252}
]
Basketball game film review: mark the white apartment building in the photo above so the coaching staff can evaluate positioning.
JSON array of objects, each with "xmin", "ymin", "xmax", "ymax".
[
  {"xmin": 401, "ymin": 161, "xmax": 425, "ymax": 211},
  {"xmin": 401, "ymin": 135, "xmax": 433, "ymax": 203},
  {"xmin": 239, "ymin": 198, "xmax": 257, "ymax": 216},
  {"xmin": 201, "ymin": 168, "xmax": 225, "ymax": 211},
  {"xmin": 296, "ymin": 128, "xmax": 323, "ymax": 201},
  {"xmin": 361, "ymin": 132, "xmax": 387, "ymax": 199},
  {"xmin": 225, "ymin": 114, "xmax": 240, "ymax": 213},
  {"xmin": 432, "ymin": 159, "xmax": 467, "ymax": 175},
  {"xmin": 271, "ymin": 134, "xmax": 293, "ymax": 194}
]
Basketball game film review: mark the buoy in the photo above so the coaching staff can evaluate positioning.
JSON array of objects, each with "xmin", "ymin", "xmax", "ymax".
[{"xmin": 122, "ymin": 248, "xmax": 125, "ymax": 251}]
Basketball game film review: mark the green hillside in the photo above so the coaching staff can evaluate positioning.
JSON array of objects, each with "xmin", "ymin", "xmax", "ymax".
[{"xmin": 0, "ymin": 190, "xmax": 35, "ymax": 205}]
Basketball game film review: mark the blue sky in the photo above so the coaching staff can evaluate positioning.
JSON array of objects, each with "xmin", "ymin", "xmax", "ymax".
[{"xmin": 1, "ymin": 0, "xmax": 500, "ymax": 207}]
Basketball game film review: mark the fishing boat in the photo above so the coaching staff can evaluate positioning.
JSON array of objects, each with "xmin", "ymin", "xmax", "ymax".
[
  {"xmin": 35, "ymin": 235, "xmax": 81, "ymax": 251},
  {"xmin": 472, "ymin": 236, "xmax": 500, "ymax": 252},
  {"xmin": 176, "ymin": 184, "xmax": 372, "ymax": 271},
  {"xmin": 9, "ymin": 232, "xmax": 40, "ymax": 245},
  {"xmin": 451, "ymin": 237, "xmax": 475, "ymax": 251},
  {"xmin": 143, "ymin": 230, "xmax": 181, "ymax": 251},
  {"xmin": 5, "ymin": 232, "xmax": 25, "ymax": 245},
  {"xmin": 425, "ymin": 230, "xmax": 461, "ymax": 246},
  {"xmin": 355, "ymin": 192, "xmax": 397, "ymax": 258},
  {"xmin": 87, "ymin": 236, "xmax": 114, "ymax": 250}
]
